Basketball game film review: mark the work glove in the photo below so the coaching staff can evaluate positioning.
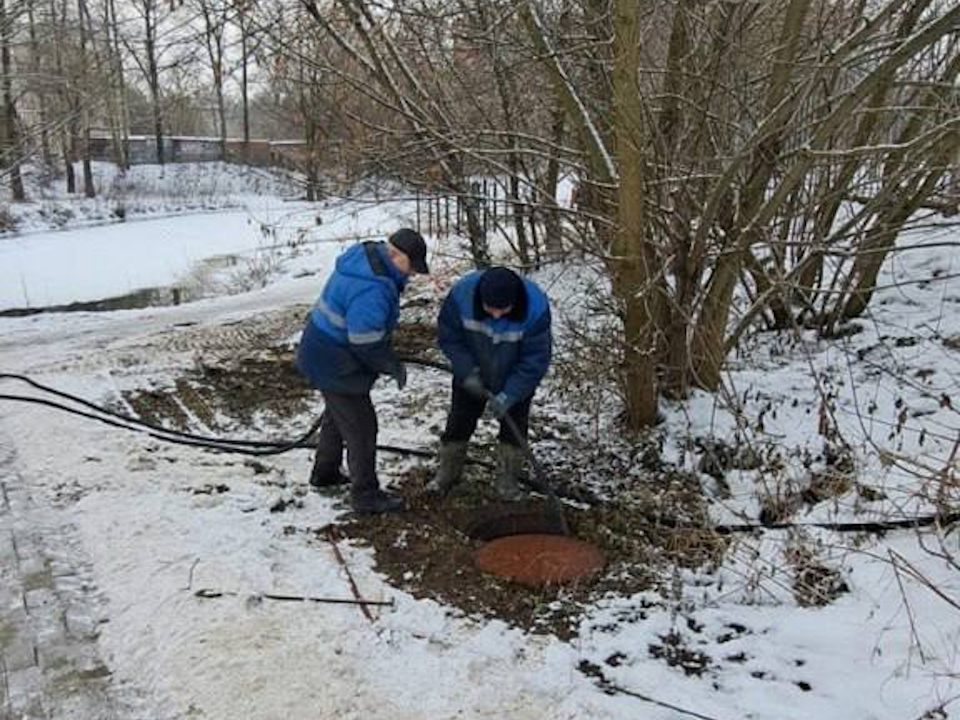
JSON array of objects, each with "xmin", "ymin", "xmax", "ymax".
[
  {"xmin": 461, "ymin": 370, "xmax": 486, "ymax": 398},
  {"xmin": 392, "ymin": 363, "xmax": 408, "ymax": 390},
  {"xmin": 488, "ymin": 392, "xmax": 511, "ymax": 419}
]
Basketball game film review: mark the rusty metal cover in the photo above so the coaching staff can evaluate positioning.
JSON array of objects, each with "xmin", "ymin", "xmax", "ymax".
[{"xmin": 475, "ymin": 533, "xmax": 605, "ymax": 587}]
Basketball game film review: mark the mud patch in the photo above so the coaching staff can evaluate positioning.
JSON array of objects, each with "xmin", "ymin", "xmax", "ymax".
[
  {"xmin": 330, "ymin": 466, "xmax": 727, "ymax": 639},
  {"xmin": 787, "ymin": 546, "xmax": 849, "ymax": 607},
  {"xmin": 126, "ymin": 347, "xmax": 313, "ymax": 431},
  {"xmin": 125, "ymin": 319, "xmax": 437, "ymax": 430},
  {"xmin": 649, "ymin": 630, "xmax": 713, "ymax": 677}
]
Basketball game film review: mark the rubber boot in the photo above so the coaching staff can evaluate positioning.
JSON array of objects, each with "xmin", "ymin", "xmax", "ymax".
[
  {"xmin": 309, "ymin": 455, "xmax": 349, "ymax": 491},
  {"xmin": 426, "ymin": 441, "xmax": 468, "ymax": 496},
  {"xmin": 352, "ymin": 489, "xmax": 404, "ymax": 515},
  {"xmin": 494, "ymin": 443, "xmax": 525, "ymax": 501}
]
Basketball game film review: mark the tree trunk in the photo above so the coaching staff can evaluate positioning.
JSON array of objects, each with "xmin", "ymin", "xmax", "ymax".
[
  {"xmin": 657, "ymin": 0, "xmax": 697, "ymax": 398},
  {"xmin": 839, "ymin": 130, "xmax": 960, "ymax": 321},
  {"xmin": 78, "ymin": 0, "xmax": 95, "ymax": 197},
  {"xmin": 610, "ymin": 0, "xmax": 658, "ymax": 429},
  {"xmin": 489, "ymin": 26, "xmax": 530, "ymax": 266},
  {"xmin": 691, "ymin": 0, "xmax": 813, "ymax": 390},
  {"xmin": 199, "ymin": 1, "xmax": 228, "ymax": 159},
  {"xmin": 143, "ymin": 2, "xmax": 164, "ymax": 165},
  {"xmin": 542, "ymin": 99, "xmax": 565, "ymax": 258},
  {"xmin": 240, "ymin": 10, "xmax": 250, "ymax": 156},
  {"xmin": 0, "ymin": 0, "xmax": 25, "ymax": 201},
  {"xmin": 106, "ymin": 0, "xmax": 129, "ymax": 170},
  {"xmin": 27, "ymin": 1, "xmax": 52, "ymax": 169},
  {"xmin": 464, "ymin": 183, "xmax": 490, "ymax": 268},
  {"xmin": 800, "ymin": 0, "xmax": 929, "ymax": 308}
]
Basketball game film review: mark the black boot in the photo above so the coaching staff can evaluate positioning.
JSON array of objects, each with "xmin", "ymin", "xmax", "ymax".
[
  {"xmin": 309, "ymin": 461, "xmax": 350, "ymax": 490},
  {"xmin": 352, "ymin": 490, "xmax": 404, "ymax": 514}
]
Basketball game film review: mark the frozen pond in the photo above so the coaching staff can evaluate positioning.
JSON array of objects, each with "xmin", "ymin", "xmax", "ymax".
[
  {"xmin": 0, "ymin": 200, "xmax": 411, "ymax": 314},
  {"xmin": 0, "ymin": 209, "xmax": 305, "ymax": 313}
]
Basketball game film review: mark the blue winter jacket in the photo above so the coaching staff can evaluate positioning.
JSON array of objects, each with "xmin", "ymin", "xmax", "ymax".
[
  {"xmin": 438, "ymin": 270, "xmax": 552, "ymax": 409},
  {"xmin": 296, "ymin": 242, "xmax": 406, "ymax": 394}
]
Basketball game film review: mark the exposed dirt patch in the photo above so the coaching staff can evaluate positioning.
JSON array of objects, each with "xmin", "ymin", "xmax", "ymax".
[
  {"xmin": 126, "ymin": 346, "xmax": 314, "ymax": 431},
  {"xmin": 392, "ymin": 320, "xmax": 444, "ymax": 364},
  {"xmin": 786, "ymin": 546, "xmax": 850, "ymax": 607},
  {"xmin": 648, "ymin": 630, "xmax": 713, "ymax": 677},
  {"xmin": 126, "ymin": 320, "xmax": 440, "ymax": 431},
  {"xmin": 322, "ymin": 466, "xmax": 727, "ymax": 638}
]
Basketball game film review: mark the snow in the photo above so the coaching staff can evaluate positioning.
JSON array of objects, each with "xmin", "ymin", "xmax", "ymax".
[{"xmin": 0, "ymin": 169, "xmax": 958, "ymax": 720}]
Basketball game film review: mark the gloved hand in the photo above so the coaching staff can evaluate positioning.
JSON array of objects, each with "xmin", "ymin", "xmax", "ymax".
[
  {"xmin": 488, "ymin": 392, "xmax": 511, "ymax": 419},
  {"xmin": 392, "ymin": 363, "xmax": 407, "ymax": 390},
  {"xmin": 461, "ymin": 370, "xmax": 486, "ymax": 398}
]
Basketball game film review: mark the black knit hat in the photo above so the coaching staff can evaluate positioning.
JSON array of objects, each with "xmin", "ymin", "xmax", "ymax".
[
  {"xmin": 478, "ymin": 267, "xmax": 523, "ymax": 310},
  {"xmin": 388, "ymin": 228, "xmax": 429, "ymax": 274}
]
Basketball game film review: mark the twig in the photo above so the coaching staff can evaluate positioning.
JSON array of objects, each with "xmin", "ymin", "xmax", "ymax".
[
  {"xmin": 186, "ymin": 558, "xmax": 201, "ymax": 591},
  {"xmin": 889, "ymin": 549, "xmax": 960, "ymax": 612},
  {"xmin": 324, "ymin": 526, "xmax": 376, "ymax": 623},
  {"xmin": 582, "ymin": 664, "xmax": 728, "ymax": 720},
  {"xmin": 888, "ymin": 549, "xmax": 928, "ymax": 665},
  {"xmin": 193, "ymin": 587, "xmax": 393, "ymax": 608}
]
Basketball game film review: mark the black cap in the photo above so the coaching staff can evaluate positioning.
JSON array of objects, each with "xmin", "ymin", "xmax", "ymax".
[
  {"xmin": 478, "ymin": 267, "xmax": 523, "ymax": 309},
  {"xmin": 388, "ymin": 228, "xmax": 429, "ymax": 274}
]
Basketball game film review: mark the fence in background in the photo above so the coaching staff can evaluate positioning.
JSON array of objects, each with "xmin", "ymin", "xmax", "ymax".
[
  {"xmin": 415, "ymin": 179, "xmax": 521, "ymax": 237},
  {"xmin": 88, "ymin": 135, "xmax": 306, "ymax": 170}
]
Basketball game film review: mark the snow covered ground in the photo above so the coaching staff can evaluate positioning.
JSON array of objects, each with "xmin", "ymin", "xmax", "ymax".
[
  {"xmin": 1, "ymin": 162, "xmax": 297, "ymax": 235},
  {"xmin": 0, "ymin": 172, "xmax": 958, "ymax": 720}
]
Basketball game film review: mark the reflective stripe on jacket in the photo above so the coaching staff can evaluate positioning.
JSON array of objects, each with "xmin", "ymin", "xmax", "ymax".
[
  {"xmin": 437, "ymin": 270, "xmax": 551, "ymax": 408},
  {"xmin": 296, "ymin": 242, "xmax": 405, "ymax": 394}
]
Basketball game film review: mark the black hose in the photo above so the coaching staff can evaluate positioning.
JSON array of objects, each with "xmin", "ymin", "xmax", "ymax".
[
  {"xmin": 0, "ymin": 372, "xmax": 316, "ymax": 449},
  {"xmin": 0, "ymin": 373, "xmax": 430, "ymax": 459},
  {"xmin": 714, "ymin": 512, "xmax": 960, "ymax": 535},
  {"xmin": 0, "ymin": 392, "xmax": 323, "ymax": 456}
]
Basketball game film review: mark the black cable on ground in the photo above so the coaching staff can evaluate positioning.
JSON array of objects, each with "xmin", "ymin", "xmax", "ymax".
[
  {"xmin": 0, "ymin": 373, "xmax": 433, "ymax": 459},
  {"xmin": 713, "ymin": 512, "xmax": 960, "ymax": 535},
  {"xmin": 0, "ymin": 392, "xmax": 323, "ymax": 456},
  {"xmin": 0, "ymin": 373, "xmax": 314, "ymax": 450}
]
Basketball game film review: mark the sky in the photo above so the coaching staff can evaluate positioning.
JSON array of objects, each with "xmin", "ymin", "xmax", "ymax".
[{"xmin": 0, "ymin": 165, "xmax": 957, "ymax": 720}]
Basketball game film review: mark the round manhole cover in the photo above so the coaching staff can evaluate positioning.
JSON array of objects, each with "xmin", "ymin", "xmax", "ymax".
[{"xmin": 475, "ymin": 533, "xmax": 605, "ymax": 588}]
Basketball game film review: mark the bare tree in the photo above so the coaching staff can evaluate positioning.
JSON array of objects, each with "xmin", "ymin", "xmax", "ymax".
[
  {"xmin": 103, "ymin": 0, "xmax": 130, "ymax": 169},
  {"xmin": 0, "ymin": 0, "xmax": 954, "ymax": 437},
  {"xmin": 296, "ymin": 0, "xmax": 499, "ymax": 265},
  {"xmin": 234, "ymin": 0, "xmax": 256, "ymax": 154},
  {"xmin": 77, "ymin": 0, "xmax": 95, "ymax": 196},
  {"xmin": 1, "ymin": 0, "xmax": 26, "ymax": 200},
  {"xmin": 125, "ymin": 0, "xmax": 169, "ymax": 165},
  {"xmin": 194, "ymin": 0, "xmax": 229, "ymax": 156}
]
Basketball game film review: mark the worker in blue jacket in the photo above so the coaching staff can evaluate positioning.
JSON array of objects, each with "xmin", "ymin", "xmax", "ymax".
[
  {"xmin": 429, "ymin": 266, "xmax": 552, "ymax": 500},
  {"xmin": 296, "ymin": 228, "xmax": 429, "ymax": 514}
]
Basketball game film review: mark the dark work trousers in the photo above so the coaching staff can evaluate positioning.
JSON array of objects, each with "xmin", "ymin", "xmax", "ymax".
[
  {"xmin": 315, "ymin": 390, "xmax": 380, "ymax": 503},
  {"xmin": 440, "ymin": 381, "xmax": 532, "ymax": 447}
]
